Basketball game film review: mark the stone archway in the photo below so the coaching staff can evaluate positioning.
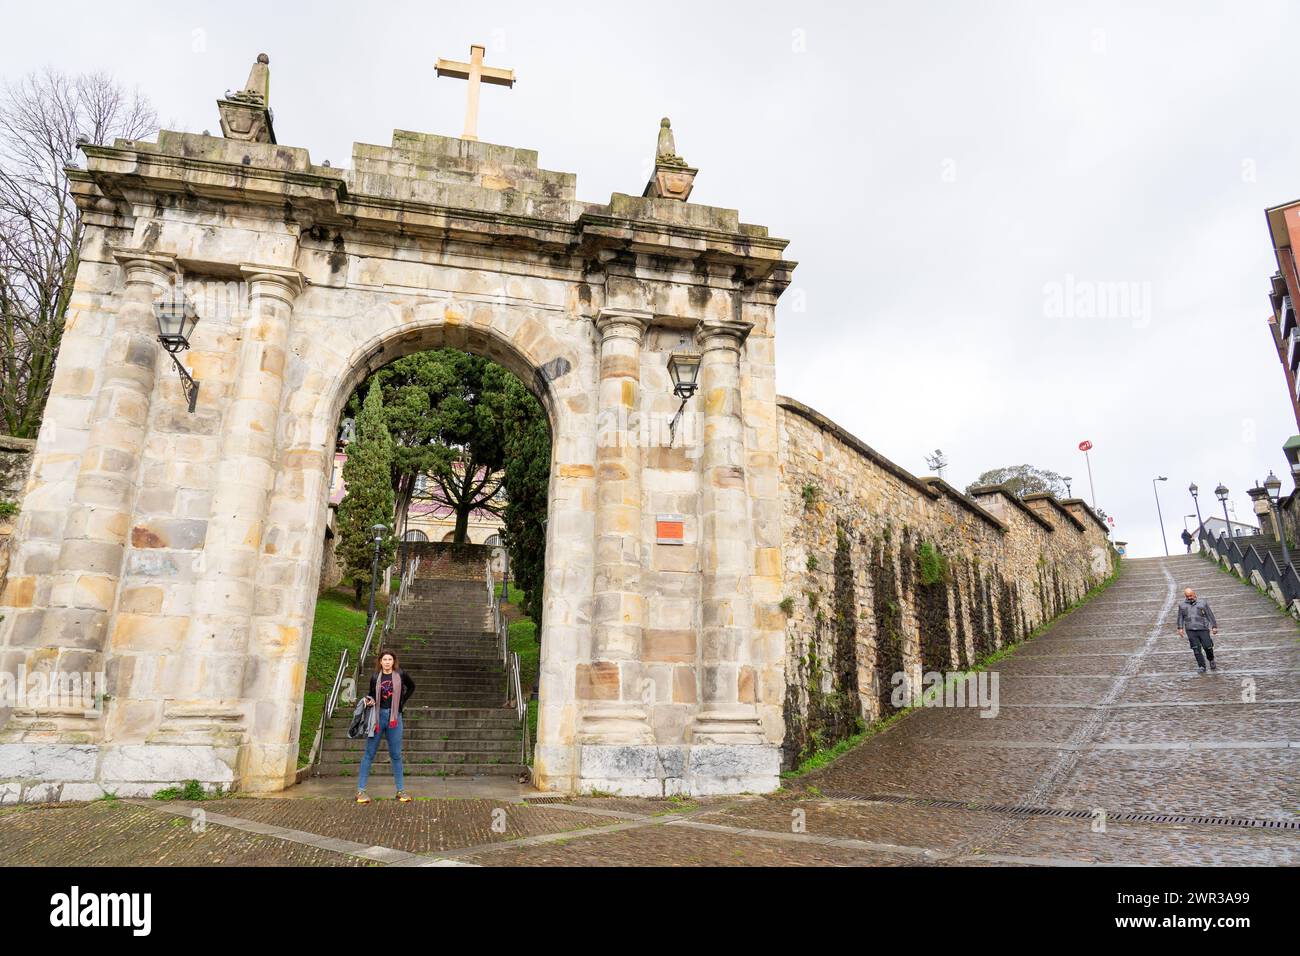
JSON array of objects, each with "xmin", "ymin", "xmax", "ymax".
[
  {"xmin": 0, "ymin": 121, "xmax": 794, "ymax": 800},
  {"xmin": 250, "ymin": 302, "xmax": 594, "ymax": 795}
]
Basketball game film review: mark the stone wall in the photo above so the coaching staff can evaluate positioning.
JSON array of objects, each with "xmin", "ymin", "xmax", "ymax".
[
  {"xmin": 777, "ymin": 397, "xmax": 1114, "ymax": 767},
  {"xmin": 0, "ymin": 437, "xmax": 36, "ymax": 595}
]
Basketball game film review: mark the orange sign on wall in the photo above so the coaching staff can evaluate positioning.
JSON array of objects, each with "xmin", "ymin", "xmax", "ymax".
[{"xmin": 656, "ymin": 515, "xmax": 685, "ymax": 545}]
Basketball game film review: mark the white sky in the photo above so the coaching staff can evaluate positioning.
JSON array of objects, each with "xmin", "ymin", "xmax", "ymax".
[{"xmin": 4, "ymin": 0, "xmax": 1296, "ymax": 557}]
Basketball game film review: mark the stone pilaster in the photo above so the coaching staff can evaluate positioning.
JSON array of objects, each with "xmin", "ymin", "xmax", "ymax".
[
  {"xmin": 154, "ymin": 267, "xmax": 302, "ymax": 750},
  {"xmin": 579, "ymin": 308, "xmax": 654, "ymax": 744},
  {"xmin": 25, "ymin": 250, "xmax": 175, "ymax": 728},
  {"xmin": 690, "ymin": 318, "xmax": 765, "ymax": 744}
]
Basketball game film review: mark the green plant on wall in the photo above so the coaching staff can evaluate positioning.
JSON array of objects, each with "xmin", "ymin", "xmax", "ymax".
[
  {"xmin": 801, "ymin": 483, "xmax": 820, "ymax": 511},
  {"xmin": 918, "ymin": 541, "xmax": 948, "ymax": 586}
]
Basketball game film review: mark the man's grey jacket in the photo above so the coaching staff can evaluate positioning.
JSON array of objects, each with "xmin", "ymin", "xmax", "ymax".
[{"xmin": 1177, "ymin": 598, "xmax": 1218, "ymax": 631}]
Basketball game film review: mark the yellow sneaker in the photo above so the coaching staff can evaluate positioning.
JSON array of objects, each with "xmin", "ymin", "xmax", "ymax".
[
  {"xmin": 397, "ymin": 791, "xmax": 412, "ymax": 803},
  {"xmin": 356, "ymin": 790, "xmax": 371, "ymax": 804}
]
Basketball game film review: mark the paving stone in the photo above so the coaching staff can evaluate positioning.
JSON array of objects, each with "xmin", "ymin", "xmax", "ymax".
[{"xmin": 0, "ymin": 802, "xmax": 371, "ymax": 866}]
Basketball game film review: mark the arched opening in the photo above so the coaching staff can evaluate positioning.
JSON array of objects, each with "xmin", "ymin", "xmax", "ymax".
[{"xmin": 281, "ymin": 313, "xmax": 570, "ymax": 792}]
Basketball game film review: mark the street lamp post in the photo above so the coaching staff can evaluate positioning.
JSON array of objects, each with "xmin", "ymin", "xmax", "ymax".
[
  {"xmin": 1063, "ymin": 476, "xmax": 1073, "ymax": 498},
  {"xmin": 1189, "ymin": 482, "xmax": 1204, "ymax": 548},
  {"xmin": 1264, "ymin": 471, "xmax": 1291, "ymax": 568},
  {"xmin": 1215, "ymin": 483, "xmax": 1231, "ymax": 545},
  {"xmin": 1152, "ymin": 476, "xmax": 1169, "ymax": 556},
  {"xmin": 367, "ymin": 523, "xmax": 388, "ymax": 628}
]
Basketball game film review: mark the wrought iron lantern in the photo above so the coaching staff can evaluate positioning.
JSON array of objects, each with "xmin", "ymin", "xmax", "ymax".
[
  {"xmin": 1264, "ymin": 470, "xmax": 1282, "ymax": 504},
  {"xmin": 153, "ymin": 293, "xmax": 201, "ymax": 412},
  {"xmin": 1214, "ymin": 482, "xmax": 1231, "ymax": 541},
  {"xmin": 666, "ymin": 349, "xmax": 702, "ymax": 442}
]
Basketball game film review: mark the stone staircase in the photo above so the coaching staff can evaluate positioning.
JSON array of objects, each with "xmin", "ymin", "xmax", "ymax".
[{"xmin": 317, "ymin": 568, "xmax": 526, "ymax": 779}]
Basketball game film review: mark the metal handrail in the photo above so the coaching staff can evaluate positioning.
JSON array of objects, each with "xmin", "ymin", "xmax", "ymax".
[
  {"xmin": 488, "ymin": 557, "xmax": 530, "ymax": 765},
  {"xmin": 307, "ymin": 647, "xmax": 350, "ymax": 773},
  {"xmin": 353, "ymin": 614, "xmax": 380, "ymax": 688},
  {"xmin": 325, "ymin": 647, "xmax": 350, "ymax": 719},
  {"xmin": 507, "ymin": 650, "xmax": 529, "ymax": 764}
]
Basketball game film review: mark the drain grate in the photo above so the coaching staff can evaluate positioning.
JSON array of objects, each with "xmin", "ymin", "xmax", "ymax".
[{"xmin": 817, "ymin": 791, "xmax": 1300, "ymax": 831}]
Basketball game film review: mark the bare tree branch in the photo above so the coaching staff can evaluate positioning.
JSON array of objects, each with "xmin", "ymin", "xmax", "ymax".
[{"xmin": 0, "ymin": 69, "xmax": 157, "ymax": 437}]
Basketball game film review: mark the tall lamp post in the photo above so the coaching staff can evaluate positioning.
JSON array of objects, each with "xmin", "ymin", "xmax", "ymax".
[
  {"xmin": 1063, "ymin": 476, "xmax": 1073, "ymax": 497},
  {"xmin": 1264, "ymin": 471, "xmax": 1291, "ymax": 569},
  {"xmin": 1152, "ymin": 476, "xmax": 1169, "ymax": 556},
  {"xmin": 367, "ymin": 523, "xmax": 388, "ymax": 628},
  {"xmin": 1215, "ymin": 483, "xmax": 1231, "ymax": 544},
  {"xmin": 1189, "ymin": 482, "xmax": 1204, "ymax": 547}
]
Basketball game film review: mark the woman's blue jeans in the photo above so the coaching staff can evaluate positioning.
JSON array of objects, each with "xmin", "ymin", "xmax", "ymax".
[{"xmin": 357, "ymin": 707, "xmax": 404, "ymax": 791}]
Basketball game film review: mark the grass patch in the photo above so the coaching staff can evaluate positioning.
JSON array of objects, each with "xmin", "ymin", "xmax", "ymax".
[
  {"xmin": 505, "ymin": 593, "xmax": 540, "ymax": 762},
  {"xmin": 154, "ymin": 780, "xmax": 224, "ymax": 801},
  {"xmin": 298, "ymin": 588, "xmax": 371, "ymax": 767},
  {"xmin": 783, "ymin": 709, "xmax": 912, "ymax": 779}
]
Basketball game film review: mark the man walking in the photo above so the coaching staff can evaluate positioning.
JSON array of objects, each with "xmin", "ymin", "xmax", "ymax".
[
  {"xmin": 1180, "ymin": 528, "xmax": 1194, "ymax": 553},
  {"xmin": 1176, "ymin": 587, "xmax": 1219, "ymax": 673}
]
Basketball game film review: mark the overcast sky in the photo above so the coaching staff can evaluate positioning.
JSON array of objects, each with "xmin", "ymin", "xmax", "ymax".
[{"xmin": 5, "ymin": 0, "xmax": 1296, "ymax": 557}]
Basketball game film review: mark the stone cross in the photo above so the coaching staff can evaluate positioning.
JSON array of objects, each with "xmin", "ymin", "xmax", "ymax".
[{"xmin": 435, "ymin": 44, "xmax": 515, "ymax": 142}]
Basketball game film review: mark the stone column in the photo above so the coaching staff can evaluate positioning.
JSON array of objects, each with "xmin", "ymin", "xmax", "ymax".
[
  {"xmin": 690, "ymin": 318, "xmax": 765, "ymax": 744},
  {"xmin": 159, "ymin": 267, "xmax": 302, "ymax": 746},
  {"xmin": 32, "ymin": 250, "xmax": 175, "ymax": 691},
  {"xmin": 579, "ymin": 308, "xmax": 654, "ymax": 744}
]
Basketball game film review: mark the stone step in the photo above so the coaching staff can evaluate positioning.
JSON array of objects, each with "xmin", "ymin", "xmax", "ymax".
[
  {"xmin": 327, "ymin": 717, "xmax": 520, "ymax": 731},
  {"xmin": 319, "ymin": 750, "xmax": 522, "ymax": 765},
  {"xmin": 324, "ymin": 725, "xmax": 519, "ymax": 740},
  {"xmin": 322, "ymin": 737, "xmax": 519, "ymax": 753},
  {"xmin": 317, "ymin": 763, "xmax": 526, "ymax": 778}
]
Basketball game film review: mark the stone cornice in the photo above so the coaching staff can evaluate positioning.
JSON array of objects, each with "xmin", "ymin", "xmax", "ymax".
[
  {"xmin": 110, "ymin": 246, "xmax": 179, "ymax": 283},
  {"xmin": 595, "ymin": 308, "xmax": 652, "ymax": 341},
  {"xmin": 239, "ymin": 264, "xmax": 305, "ymax": 302},
  {"xmin": 72, "ymin": 135, "xmax": 795, "ymax": 285},
  {"xmin": 1060, "ymin": 498, "xmax": 1112, "ymax": 538},
  {"xmin": 967, "ymin": 484, "xmax": 1056, "ymax": 533},
  {"xmin": 1022, "ymin": 492, "xmax": 1087, "ymax": 532}
]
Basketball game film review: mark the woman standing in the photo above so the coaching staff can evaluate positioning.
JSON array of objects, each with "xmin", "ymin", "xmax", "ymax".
[{"xmin": 356, "ymin": 649, "xmax": 416, "ymax": 804}]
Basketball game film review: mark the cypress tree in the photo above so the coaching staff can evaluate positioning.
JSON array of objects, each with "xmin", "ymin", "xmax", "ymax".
[{"xmin": 338, "ymin": 379, "xmax": 395, "ymax": 605}]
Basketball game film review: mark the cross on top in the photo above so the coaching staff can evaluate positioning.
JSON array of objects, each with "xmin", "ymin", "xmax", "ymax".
[{"xmin": 435, "ymin": 44, "xmax": 515, "ymax": 142}]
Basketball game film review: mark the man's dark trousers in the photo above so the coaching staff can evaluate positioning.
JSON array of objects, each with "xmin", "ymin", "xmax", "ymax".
[{"xmin": 1186, "ymin": 628, "xmax": 1215, "ymax": 668}]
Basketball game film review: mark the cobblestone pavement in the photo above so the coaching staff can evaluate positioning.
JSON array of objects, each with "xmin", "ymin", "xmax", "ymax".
[{"xmin": 2, "ymin": 555, "xmax": 1295, "ymax": 866}]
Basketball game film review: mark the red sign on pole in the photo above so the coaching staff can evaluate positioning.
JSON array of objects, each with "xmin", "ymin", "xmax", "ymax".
[{"xmin": 1078, "ymin": 440, "xmax": 1093, "ymax": 452}]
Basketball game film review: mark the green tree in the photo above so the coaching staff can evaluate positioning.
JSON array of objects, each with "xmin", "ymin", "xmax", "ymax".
[
  {"xmin": 496, "ymin": 373, "xmax": 550, "ymax": 626},
  {"xmin": 968, "ymin": 464, "xmax": 1068, "ymax": 499},
  {"xmin": 359, "ymin": 351, "xmax": 508, "ymax": 544},
  {"xmin": 337, "ymin": 380, "xmax": 395, "ymax": 605}
]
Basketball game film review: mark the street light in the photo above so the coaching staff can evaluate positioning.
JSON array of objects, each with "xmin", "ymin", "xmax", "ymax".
[
  {"xmin": 367, "ymin": 523, "xmax": 388, "ymax": 627},
  {"xmin": 1264, "ymin": 470, "xmax": 1291, "ymax": 568},
  {"xmin": 666, "ymin": 349, "xmax": 702, "ymax": 443},
  {"xmin": 1189, "ymin": 482, "xmax": 1205, "ymax": 550},
  {"xmin": 1152, "ymin": 476, "xmax": 1169, "ymax": 557},
  {"xmin": 153, "ymin": 292, "xmax": 201, "ymax": 412},
  {"xmin": 1063, "ymin": 476, "xmax": 1073, "ymax": 497},
  {"xmin": 1215, "ymin": 482, "xmax": 1231, "ymax": 543}
]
